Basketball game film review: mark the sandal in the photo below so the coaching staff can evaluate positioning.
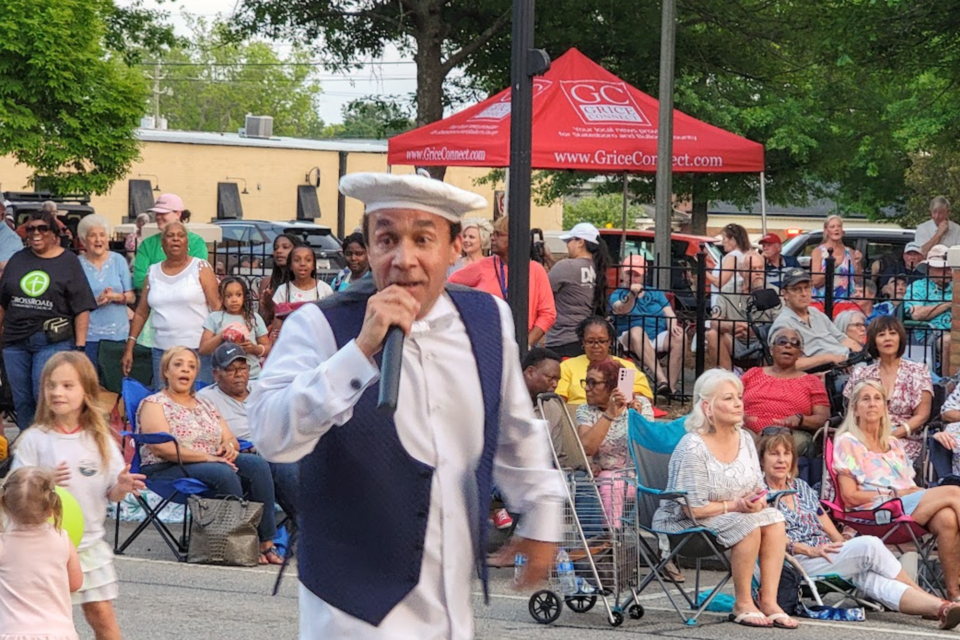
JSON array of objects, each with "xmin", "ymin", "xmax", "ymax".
[
  {"xmin": 728, "ymin": 612, "xmax": 770, "ymax": 628},
  {"xmin": 259, "ymin": 545, "xmax": 284, "ymax": 565},
  {"xmin": 766, "ymin": 612, "xmax": 799, "ymax": 629}
]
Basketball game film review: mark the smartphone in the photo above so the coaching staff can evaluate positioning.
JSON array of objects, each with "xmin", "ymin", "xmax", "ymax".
[
  {"xmin": 748, "ymin": 489, "xmax": 769, "ymax": 503},
  {"xmin": 617, "ymin": 368, "xmax": 635, "ymax": 403}
]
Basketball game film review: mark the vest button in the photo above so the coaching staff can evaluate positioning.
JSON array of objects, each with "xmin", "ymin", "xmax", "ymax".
[
  {"xmin": 417, "ymin": 510, "xmax": 428, "ymax": 519},
  {"xmin": 420, "ymin": 469, "xmax": 431, "ymax": 479},
  {"xmin": 350, "ymin": 378, "xmax": 362, "ymax": 390}
]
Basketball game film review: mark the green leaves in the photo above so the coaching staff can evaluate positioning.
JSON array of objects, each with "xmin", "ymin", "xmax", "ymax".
[{"xmin": 0, "ymin": 0, "xmax": 147, "ymax": 195}]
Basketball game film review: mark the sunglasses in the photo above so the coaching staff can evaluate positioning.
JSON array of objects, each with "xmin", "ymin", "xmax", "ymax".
[
  {"xmin": 772, "ymin": 337, "xmax": 802, "ymax": 348},
  {"xmin": 761, "ymin": 426, "xmax": 793, "ymax": 436},
  {"xmin": 580, "ymin": 378, "xmax": 609, "ymax": 390},
  {"xmin": 24, "ymin": 224, "xmax": 51, "ymax": 234}
]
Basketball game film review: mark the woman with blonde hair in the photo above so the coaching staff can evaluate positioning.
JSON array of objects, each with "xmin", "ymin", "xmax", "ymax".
[
  {"xmin": 453, "ymin": 217, "xmax": 493, "ymax": 271},
  {"xmin": 652, "ymin": 368, "xmax": 797, "ymax": 628},
  {"xmin": 834, "ymin": 379, "xmax": 960, "ymax": 601},
  {"xmin": 811, "ymin": 215, "xmax": 861, "ymax": 300}
]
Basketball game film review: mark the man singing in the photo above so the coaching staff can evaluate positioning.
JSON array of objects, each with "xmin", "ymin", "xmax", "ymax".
[{"xmin": 249, "ymin": 172, "xmax": 564, "ymax": 640}]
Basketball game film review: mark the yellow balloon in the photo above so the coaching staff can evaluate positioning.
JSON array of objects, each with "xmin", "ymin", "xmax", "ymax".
[{"xmin": 53, "ymin": 486, "xmax": 84, "ymax": 548}]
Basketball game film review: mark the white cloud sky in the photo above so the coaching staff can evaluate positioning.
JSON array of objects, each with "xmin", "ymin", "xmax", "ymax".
[{"xmin": 119, "ymin": 0, "xmax": 421, "ymax": 125}]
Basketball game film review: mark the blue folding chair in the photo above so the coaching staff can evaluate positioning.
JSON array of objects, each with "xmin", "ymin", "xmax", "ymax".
[
  {"xmin": 113, "ymin": 378, "xmax": 209, "ymax": 561},
  {"xmin": 627, "ymin": 413, "xmax": 734, "ymax": 625}
]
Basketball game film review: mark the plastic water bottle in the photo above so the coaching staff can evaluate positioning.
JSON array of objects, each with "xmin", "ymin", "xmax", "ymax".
[
  {"xmin": 556, "ymin": 548, "xmax": 577, "ymax": 596},
  {"xmin": 575, "ymin": 576, "xmax": 597, "ymax": 595},
  {"xmin": 514, "ymin": 553, "xmax": 527, "ymax": 585}
]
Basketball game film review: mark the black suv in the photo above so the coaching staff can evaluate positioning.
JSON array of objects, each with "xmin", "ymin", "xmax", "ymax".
[
  {"xmin": 781, "ymin": 227, "xmax": 915, "ymax": 272},
  {"xmin": 212, "ymin": 220, "xmax": 344, "ymax": 283}
]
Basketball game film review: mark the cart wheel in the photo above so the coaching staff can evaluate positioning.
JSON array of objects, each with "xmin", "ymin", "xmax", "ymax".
[
  {"xmin": 564, "ymin": 595, "xmax": 597, "ymax": 613},
  {"xmin": 529, "ymin": 590, "xmax": 562, "ymax": 624},
  {"xmin": 609, "ymin": 610, "xmax": 624, "ymax": 627},
  {"xmin": 629, "ymin": 603, "xmax": 644, "ymax": 619}
]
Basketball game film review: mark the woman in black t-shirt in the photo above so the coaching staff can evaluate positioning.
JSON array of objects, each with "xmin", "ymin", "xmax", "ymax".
[{"xmin": 0, "ymin": 210, "xmax": 97, "ymax": 429}]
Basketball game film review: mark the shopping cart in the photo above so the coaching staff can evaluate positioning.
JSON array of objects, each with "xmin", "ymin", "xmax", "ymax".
[{"xmin": 526, "ymin": 394, "xmax": 642, "ymax": 627}]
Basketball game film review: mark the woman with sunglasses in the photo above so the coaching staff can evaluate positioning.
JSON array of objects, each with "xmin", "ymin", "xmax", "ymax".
[
  {"xmin": 576, "ymin": 358, "xmax": 652, "ymax": 525},
  {"xmin": 0, "ymin": 210, "xmax": 97, "ymax": 429},
  {"xmin": 759, "ymin": 429, "xmax": 960, "ymax": 628},
  {"xmin": 843, "ymin": 316, "xmax": 932, "ymax": 463},
  {"xmin": 741, "ymin": 326, "xmax": 830, "ymax": 454}
]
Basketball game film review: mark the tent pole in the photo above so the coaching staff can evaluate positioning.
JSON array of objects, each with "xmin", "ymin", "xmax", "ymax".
[
  {"xmin": 760, "ymin": 171, "xmax": 768, "ymax": 235},
  {"xmin": 621, "ymin": 172, "xmax": 629, "ymax": 261}
]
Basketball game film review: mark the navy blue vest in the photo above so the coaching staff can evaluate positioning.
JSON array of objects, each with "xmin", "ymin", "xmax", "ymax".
[{"xmin": 299, "ymin": 281, "xmax": 503, "ymax": 626}]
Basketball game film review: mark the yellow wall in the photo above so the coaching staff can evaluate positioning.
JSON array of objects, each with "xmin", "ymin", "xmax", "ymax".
[{"xmin": 0, "ymin": 139, "xmax": 563, "ymax": 235}]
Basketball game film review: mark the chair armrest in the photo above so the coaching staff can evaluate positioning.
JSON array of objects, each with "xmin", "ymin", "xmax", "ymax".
[
  {"xmin": 768, "ymin": 489, "xmax": 797, "ymax": 508},
  {"xmin": 121, "ymin": 431, "xmax": 191, "ymax": 476}
]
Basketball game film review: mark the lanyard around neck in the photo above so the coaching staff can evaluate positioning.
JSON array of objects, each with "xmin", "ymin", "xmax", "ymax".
[{"xmin": 494, "ymin": 256, "xmax": 508, "ymax": 299}]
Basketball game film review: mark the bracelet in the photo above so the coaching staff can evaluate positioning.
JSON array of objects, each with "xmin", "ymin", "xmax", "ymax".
[
  {"xmin": 258, "ymin": 345, "xmax": 266, "ymax": 356},
  {"xmin": 903, "ymin": 422, "xmax": 912, "ymax": 436},
  {"xmin": 722, "ymin": 500, "xmax": 727, "ymax": 515},
  {"xmin": 127, "ymin": 336, "xmax": 138, "ymax": 342},
  {"xmin": 601, "ymin": 413, "xmax": 615, "ymax": 422}
]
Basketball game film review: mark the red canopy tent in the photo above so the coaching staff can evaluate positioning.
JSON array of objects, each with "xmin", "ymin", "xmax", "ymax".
[{"xmin": 388, "ymin": 48, "xmax": 765, "ymax": 175}]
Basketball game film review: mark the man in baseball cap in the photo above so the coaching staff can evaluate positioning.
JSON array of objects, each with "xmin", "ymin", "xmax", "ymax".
[
  {"xmin": 131, "ymin": 192, "xmax": 208, "ymax": 289},
  {"xmin": 905, "ymin": 244, "xmax": 953, "ymax": 366},
  {"xmin": 758, "ymin": 232, "xmax": 799, "ymax": 289},
  {"xmin": 250, "ymin": 172, "xmax": 563, "ymax": 639}
]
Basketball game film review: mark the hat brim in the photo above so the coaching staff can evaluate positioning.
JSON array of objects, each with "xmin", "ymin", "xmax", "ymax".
[
  {"xmin": 214, "ymin": 355, "xmax": 246, "ymax": 369},
  {"xmin": 147, "ymin": 206, "xmax": 175, "ymax": 214},
  {"xmin": 924, "ymin": 259, "xmax": 949, "ymax": 268}
]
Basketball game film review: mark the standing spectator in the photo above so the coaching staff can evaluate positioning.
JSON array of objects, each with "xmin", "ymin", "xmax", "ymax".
[
  {"xmin": 810, "ymin": 215, "xmax": 861, "ymax": 300},
  {"xmin": 758, "ymin": 233, "xmax": 799, "ymax": 288},
  {"xmin": 131, "ymin": 193, "xmax": 208, "ymax": 289},
  {"xmin": 448, "ymin": 214, "xmax": 556, "ymax": 347},
  {"xmin": 0, "ymin": 200, "xmax": 24, "ymax": 278},
  {"xmin": 554, "ymin": 316, "xmax": 653, "ymax": 405},
  {"xmin": 271, "ymin": 246, "xmax": 335, "ymax": 307},
  {"xmin": 741, "ymin": 326, "xmax": 830, "ymax": 453},
  {"xmin": 448, "ymin": 217, "xmax": 493, "ymax": 275},
  {"xmin": 916, "ymin": 196, "xmax": 960, "ymax": 257},
  {"xmin": 124, "ymin": 213, "xmax": 150, "ymax": 263},
  {"xmin": 78, "ymin": 215, "xmax": 135, "ymax": 375},
  {"xmin": 197, "ymin": 343, "xmax": 298, "ymax": 521},
  {"xmin": 843, "ymin": 317, "xmax": 933, "ymax": 462},
  {"xmin": 904, "ymin": 244, "xmax": 952, "ymax": 368},
  {"xmin": 546, "ymin": 222, "xmax": 611, "ymax": 358},
  {"xmin": 609, "ymin": 255, "xmax": 684, "ymax": 396},
  {"xmin": 705, "ymin": 223, "xmax": 751, "ymax": 308},
  {"xmin": 0, "ymin": 210, "xmax": 96, "ymax": 429},
  {"xmin": 199, "ymin": 277, "xmax": 270, "ymax": 379},
  {"xmin": 122, "ymin": 222, "xmax": 221, "ymax": 386},
  {"xmin": 331, "ymin": 232, "xmax": 370, "ymax": 291},
  {"xmin": 769, "ymin": 268, "xmax": 860, "ymax": 371},
  {"xmin": 258, "ymin": 233, "xmax": 305, "ymax": 328}
]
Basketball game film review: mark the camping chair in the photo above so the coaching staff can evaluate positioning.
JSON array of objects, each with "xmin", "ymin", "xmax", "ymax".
[
  {"xmin": 113, "ymin": 378, "xmax": 209, "ymax": 561},
  {"xmin": 626, "ymin": 412, "xmax": 733, "ymax": 625},
  {"xmin": 819, "ymin": 426, "xmax": 942, "ymax": 595}
]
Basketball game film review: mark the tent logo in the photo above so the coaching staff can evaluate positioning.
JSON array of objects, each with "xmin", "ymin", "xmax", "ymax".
[
  {"xmin": 471, "ymin": 79, "xmax": 553, "ymax": 121},
  {"xmin": 560, "ymin": 81, "xmax": 651, "ymax": 126}
]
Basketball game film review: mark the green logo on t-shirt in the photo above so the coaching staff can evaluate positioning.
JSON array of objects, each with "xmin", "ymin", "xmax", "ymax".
[{"xmin": 19, "ymin": 270, "xmax": 50, "ymax": 297}]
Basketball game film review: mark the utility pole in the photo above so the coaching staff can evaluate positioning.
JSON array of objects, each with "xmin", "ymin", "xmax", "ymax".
[
  {"xmin": 145, "ymin": 62, "xmax": 170, "ymax": 128},
  {"xmin": 654, "ymin": 0, "xmax": 677, "ymax": 290}
]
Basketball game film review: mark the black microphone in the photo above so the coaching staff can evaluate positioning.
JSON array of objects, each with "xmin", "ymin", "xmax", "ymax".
[{"xmin": 377, "ymin": 326, "xmax": 404, "ymax": 414}]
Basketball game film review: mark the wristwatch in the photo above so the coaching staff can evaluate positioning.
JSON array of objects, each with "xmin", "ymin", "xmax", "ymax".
[{"xmin": 74, "ymin": 344, "xmax": 86, "ymax": 352}]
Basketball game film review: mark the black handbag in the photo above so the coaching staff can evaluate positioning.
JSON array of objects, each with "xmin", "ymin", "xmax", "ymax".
[
  {"xmin": 42, "ymin": 317, "xmax": 73, "ymax": 343},
  {"xmin": 187, "ymin": 495, "xmax": 263, "ymax": 567}
]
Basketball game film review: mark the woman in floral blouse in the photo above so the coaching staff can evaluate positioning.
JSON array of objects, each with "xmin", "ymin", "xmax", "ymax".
[
  {"xmin": 760, "ymin": 429, "xmax": 960, "ymax": 627},
  {"xmin": 137, "ymin": 346, "xmax": 283, "ymax": 564},
  {"xmin": 834, "ymin": 379, "xmax": 960, "ymax": 601},
  {"xmin": 843, "ymin": 316, "xmax": 932, "ymax": 462},
  {"xmin": 576, "ymin": 358, "xmax": 653, "ymax": 525}
]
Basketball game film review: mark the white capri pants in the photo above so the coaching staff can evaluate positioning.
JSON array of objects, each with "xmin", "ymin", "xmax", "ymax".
[{"xmin": 795, "ymin": 536, "xmax": 908, "ymax": 610}]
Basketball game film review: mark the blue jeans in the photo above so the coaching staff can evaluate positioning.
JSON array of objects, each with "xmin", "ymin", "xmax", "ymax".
[
  {"xmin": 151, "ymin": 347, "xmax": 213, "ymax": 389},
  {"xmin": 142, "ymin": 454, "xmax": 278, "ymax": 542},
  {"xmin": 269, "ymin": 461, "xmax": 299, "ymax": 522},
  {"xmin": 84, "ymin": 341, "xmax": 100, "ymax": 379},
  {"xmin": 3, "ymin": 332, "xmax": 73, "ymax": 430}
]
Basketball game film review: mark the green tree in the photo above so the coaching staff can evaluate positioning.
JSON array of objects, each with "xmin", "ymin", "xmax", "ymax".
[
  {"xmin": 324, "ymin": 98, "xmax": 414, "ymax": 139},
  {"xmin": 158, "ymin": 19, "xmax": 325, "ymax": 138},
  {"xmin": 0, "ymin": 0, "xmax": 148, "ymax": 195},
  {"xmin": 562, "ymin": 194, "xmax": 645, "ymax": 230}
]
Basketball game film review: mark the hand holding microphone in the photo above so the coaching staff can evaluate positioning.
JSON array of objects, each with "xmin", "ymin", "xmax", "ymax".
[{"xmin": 355, "ymin": 286, "xmax": 421, "ymax": 415}]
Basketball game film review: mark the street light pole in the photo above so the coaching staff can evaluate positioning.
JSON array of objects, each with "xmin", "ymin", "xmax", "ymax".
[
  {"xmin": 654, "ymin": 0, "xmax": 677, "ymax": 290},
  {"xmin": 507, "ymin": 0, "xmax": 550, "ymax": 356}
]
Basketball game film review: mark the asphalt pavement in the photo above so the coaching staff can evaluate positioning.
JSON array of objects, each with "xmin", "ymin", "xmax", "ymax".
[{"xmin": 81, "ymin": 521, "xmax": 959, "ymax": 639}]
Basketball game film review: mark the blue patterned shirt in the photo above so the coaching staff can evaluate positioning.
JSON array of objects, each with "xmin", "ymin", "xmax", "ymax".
[{"xmin": 768, "ymin": 477, "xmax": 831, "ymax": 548}]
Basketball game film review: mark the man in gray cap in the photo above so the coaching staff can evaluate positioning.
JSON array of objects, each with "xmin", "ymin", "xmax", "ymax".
[
  {"xmin": 769, "ymin": 267, "xmax": 862, "ymax": 370},
  {"xmin": 250, "ymin": 172, "xmax": 563, "ymax": 640}
]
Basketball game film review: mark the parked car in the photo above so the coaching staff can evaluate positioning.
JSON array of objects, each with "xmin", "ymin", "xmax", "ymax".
[
  {"xmin": 781, "ymin": 228, "xmax": 915, "ymax": 274},
  {"xmin": 212, "ymin": 220, "xmax": 344, "ymax": 283}
]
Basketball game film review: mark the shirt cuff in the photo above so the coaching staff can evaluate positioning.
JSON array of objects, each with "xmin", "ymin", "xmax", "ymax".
[{"xmin": 317, "ymin": 339, "xmax": 379, "ymax": 404}]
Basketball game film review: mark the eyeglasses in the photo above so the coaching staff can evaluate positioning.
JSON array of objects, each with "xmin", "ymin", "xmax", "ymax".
[
  {"xmin": 583, "ymin": 339, "xmax": 610, "ymax": 347},
  {"xmin": 848, "ymin": 322, "xmax": 866, "ymax": 329},
  {"xmin": 580, "ymin": 378, "xmax": 609, "ymax": 390},
  {"xmin": 771, "ymin": 337, "xmax": 802, "ymax": 348},
  {"xmin": 761, "ymin": 426, "xmax": 793, "ymax": 436},
  {"xmin": 24, "ymin": 224, "xmax": 51, "ymax": 235}
]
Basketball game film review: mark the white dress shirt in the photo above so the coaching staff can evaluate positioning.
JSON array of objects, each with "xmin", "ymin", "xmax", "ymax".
[{"xmin": 249, "ymin": 292, "xmax": 564, "ymax": 640}]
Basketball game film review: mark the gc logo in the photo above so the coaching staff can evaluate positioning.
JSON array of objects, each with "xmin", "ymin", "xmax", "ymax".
[{"xmin": 560, "ymin": 80, "xmax": 650, "ymax": 126}]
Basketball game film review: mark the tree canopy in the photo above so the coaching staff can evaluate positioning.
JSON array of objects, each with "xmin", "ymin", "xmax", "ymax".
[{"xmin": 0, "ymin": 0, "xmax": 148, "ymax": 195}]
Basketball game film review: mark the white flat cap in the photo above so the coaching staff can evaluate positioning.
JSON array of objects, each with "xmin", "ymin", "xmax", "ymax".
[{"xmin": 339, "ymin": 172, "xmax": 488, "ymax": 223}]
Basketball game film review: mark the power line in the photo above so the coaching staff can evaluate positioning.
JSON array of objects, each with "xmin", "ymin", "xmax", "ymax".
[
  {"xmin": 159, "ymin": 77, "xmax": 417, "ymax": 83},
  {"xmin": 136, "ymin": 60, "xmax": 417, "ymax": 67}
]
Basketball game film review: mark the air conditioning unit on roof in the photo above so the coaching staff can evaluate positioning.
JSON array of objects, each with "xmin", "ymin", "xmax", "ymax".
[{"xmin": 244, "ymin": 115, "xmax": 274, "ymax": 139}]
